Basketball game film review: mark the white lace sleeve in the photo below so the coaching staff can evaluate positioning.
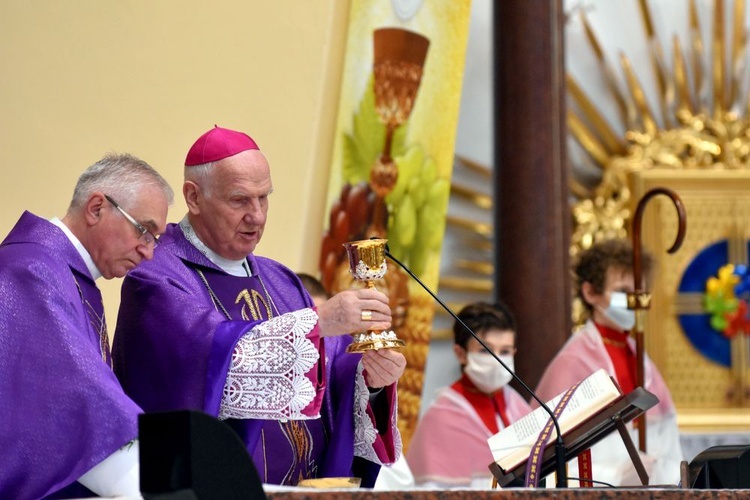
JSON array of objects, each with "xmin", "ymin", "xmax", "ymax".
[
  {"xmin": 219, "ymin": 309, "xmax": 321, "ymax": 420},
  {"xmin": 353, "ymin": 361, "xmax": 402, "ymax": 465}
]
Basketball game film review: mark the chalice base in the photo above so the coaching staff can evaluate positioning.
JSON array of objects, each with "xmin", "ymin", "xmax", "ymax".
[{"xmin": 346, "ymin": 330, "xmax": 406, "ymax": 353}]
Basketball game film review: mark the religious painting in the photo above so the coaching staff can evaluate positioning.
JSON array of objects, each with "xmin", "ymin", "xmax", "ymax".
[{"xmin": 318, "ymin": 0, "xmax": 472, "ymax": 449}]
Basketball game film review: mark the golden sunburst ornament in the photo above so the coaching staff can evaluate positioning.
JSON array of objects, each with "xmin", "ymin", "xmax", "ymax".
[
  {"xmin": 440, "ymin": 0, "xmax": 750, "ymax": 337},
  {"xmin": 568, "ymin": 0, "xmax": 750, "ymax": 256}
]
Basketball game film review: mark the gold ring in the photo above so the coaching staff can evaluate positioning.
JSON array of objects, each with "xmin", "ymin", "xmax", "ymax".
[{"xmin": 361, "ymin": 310, "xmax": 373, "ymax": 321}]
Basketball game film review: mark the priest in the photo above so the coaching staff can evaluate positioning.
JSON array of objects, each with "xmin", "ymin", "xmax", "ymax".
[
  {"xmin": 0, "ymin": 153, "xmax": 172, "ymax": 498},
  {"xmin": 114, "ymin": 126, "xmax": 404, "ymax": 487}
]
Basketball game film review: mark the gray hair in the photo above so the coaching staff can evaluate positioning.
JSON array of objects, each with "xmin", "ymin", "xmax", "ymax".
[
  {"xmin": 69, "ymin": 153, "xmax": 174, "ymax": 211},
  {"xmin": 184, "ymin": 162, "xmax": 215, "ymax": 197}
]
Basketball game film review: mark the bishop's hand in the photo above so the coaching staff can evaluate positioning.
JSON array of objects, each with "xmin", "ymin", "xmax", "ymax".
[
  {"xmin": 316, "ymin": 288, "xmax": 392, "ymax": 337},
  {"xmin": 363, "ymin": 349, "xmax": 406, "ymax": 388}
]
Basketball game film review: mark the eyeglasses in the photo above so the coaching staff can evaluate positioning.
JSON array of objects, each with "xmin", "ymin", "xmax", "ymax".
[{"xmin": 105, "ymin": 194, "xmax": 159, "ymax": 248}]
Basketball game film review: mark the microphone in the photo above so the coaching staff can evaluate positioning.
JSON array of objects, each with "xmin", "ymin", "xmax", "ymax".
[{"xmin": 382, "ymin": 241, "xmax": 568, "ymax": 488}]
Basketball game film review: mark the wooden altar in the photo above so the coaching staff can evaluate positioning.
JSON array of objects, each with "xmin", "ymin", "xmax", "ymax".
[{"xmin": 266, "ymin": 489, "xmax": 748, "ymax": 500}]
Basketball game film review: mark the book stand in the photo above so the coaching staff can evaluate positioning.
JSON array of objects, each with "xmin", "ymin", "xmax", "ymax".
[{"xmin": 488, "ymin": 387, "xmax": 659, "ymax": 488}]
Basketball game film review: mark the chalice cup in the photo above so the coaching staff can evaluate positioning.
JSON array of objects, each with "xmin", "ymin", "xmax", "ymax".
[{"xmin": 343, "ymin": 238, "xmax": 406, "ymax": 353}]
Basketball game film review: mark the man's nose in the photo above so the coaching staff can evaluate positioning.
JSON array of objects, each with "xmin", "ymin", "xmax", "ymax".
[
  {"xmin": 137, "ymin": 242, "xmax": 155, "ymax": 260},
  {"xmin": 244, "ymin": 200, "xmax": 265, "ymax": 223}
]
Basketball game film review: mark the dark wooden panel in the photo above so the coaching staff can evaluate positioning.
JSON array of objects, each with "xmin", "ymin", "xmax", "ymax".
[{"xmin": 493, "ymin": 0, "xmax": 572, "ymax": 392}]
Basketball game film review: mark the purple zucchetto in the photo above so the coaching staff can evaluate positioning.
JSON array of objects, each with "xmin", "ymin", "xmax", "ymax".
[{"xmin": 184, "ymin": 125, "xmax": 259, "ymax": 166}]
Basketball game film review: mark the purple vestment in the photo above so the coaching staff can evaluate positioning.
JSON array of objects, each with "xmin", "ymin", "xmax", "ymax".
[
  {"xmin": 0, "ymin": 212, "xmax": 141, "ymax": 499},
  {"xmin": 113, "ymin": 223, "xmax": 397, "ymax": 486}
]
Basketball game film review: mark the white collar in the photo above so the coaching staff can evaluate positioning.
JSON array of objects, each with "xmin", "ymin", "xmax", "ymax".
[
  {"xmin": 179, "ymin": 216, "xmax": 250, "ymax": 277},
  {"xmin": 50, "ymin": 217, "xmax": 103, "ymax": 280}
]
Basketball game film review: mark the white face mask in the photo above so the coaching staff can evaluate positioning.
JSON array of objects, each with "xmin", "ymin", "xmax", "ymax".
[
  {"xmin": 601, "ymin": 291, "xmax": 635, "ymax": 331},
  {"xmin": 464, "ymin": 352, "xmax": 514, "ymax": 394}
]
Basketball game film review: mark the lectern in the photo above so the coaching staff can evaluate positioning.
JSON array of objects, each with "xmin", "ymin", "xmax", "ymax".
[{"xmin": 489, "ymin": 387, "xmax": 658, "ymax": 487}]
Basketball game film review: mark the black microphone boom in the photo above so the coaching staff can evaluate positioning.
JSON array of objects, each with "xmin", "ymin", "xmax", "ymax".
[{"xmin": 384, "ymin": 245, "xmax": 568, "ymax": 488}]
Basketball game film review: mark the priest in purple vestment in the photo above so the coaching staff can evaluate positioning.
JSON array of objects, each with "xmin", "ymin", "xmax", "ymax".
[
  {"xmin": 113, "ymin": 126, "xmax": 405, "ymax": 488},
  {"xmin": 0, "ymin": 153, "xmax": 172, "ymax": 499}
]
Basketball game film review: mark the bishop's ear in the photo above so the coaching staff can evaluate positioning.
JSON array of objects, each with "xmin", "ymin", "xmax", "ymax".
[{"xmin": 183, "ymin": 181, "xmax": 201, "ymax": 214}]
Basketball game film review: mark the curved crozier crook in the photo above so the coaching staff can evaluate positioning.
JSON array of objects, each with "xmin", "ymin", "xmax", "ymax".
[
  {"xmin": 630, "ymin": 186, "xmax": 686, "ymax": 454},
  {"xmin": 631, "ymin": 187, "xmax": 687, "ymax": 292}
]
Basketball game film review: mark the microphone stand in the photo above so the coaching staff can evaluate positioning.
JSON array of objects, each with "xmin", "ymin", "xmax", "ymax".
[{"xmin": 385, "ymin": 248, "xmax": 568, "ymax": 488}]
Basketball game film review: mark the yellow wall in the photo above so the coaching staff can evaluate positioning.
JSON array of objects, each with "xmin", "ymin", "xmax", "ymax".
[{"xmin": 0, "ymin": 1, "xmax": 349, "ymax": 323}]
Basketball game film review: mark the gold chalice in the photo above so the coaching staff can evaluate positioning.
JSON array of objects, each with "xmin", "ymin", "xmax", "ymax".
[{"xmin": 343, "ymin": 238, "xmax": 406, "ymax": 353}]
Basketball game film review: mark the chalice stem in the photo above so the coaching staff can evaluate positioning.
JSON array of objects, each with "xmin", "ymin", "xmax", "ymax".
[
  {"xmin": 367, "ymin": 125, "xmax": 397, "ymax": 239},
  {"xmin": 381, "ymin": 125, "xmax": 395, "ymax": 163}
]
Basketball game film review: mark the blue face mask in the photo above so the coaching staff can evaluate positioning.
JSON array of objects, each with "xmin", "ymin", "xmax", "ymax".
[{"xmin": 602, "ymin": 291, "xmax": 635, "ymax": 331}]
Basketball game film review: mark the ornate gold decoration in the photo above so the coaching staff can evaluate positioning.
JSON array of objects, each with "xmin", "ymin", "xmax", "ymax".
[
  {"xmin": 342, "ymin": 238, "xmax": 407, "ymax": 352},
  {"xmin": 568, "ymin": 0, "xmax": 750, "ymax": 257},
  {"xmin": 442, "ymin": 1, "xmax": 750, "ymax": 429},
  {"xmin": 236, "ymin": 289, "xmax": 272, "ymax": 322},
  {"xmin": 568, "ymin": 0, "xmax": 750, "ymax": 429}
]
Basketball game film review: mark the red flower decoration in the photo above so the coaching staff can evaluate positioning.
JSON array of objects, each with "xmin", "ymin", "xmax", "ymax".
[{"xmin": 723, "ymin": 300, "xmax": 750, "ymax": 338}]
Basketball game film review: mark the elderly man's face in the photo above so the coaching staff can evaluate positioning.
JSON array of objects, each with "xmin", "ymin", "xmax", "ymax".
[
  {"xmin": 189, "ymin": 149, "xmax": 273, "ymax": 260},
  {"xmin": 90, "ymin": 187, "xmax": 169, "ymax": 279}
]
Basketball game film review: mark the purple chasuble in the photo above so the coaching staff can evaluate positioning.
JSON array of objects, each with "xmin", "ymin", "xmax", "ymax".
[
  {"xmin": 75, "ymin": 268, "xmax": 112, "ymax": 368},
  {"xmin": 114, "ymin": 223, "xmax": 386, "ymax": 486},
  {"xmin": 0, "ymin": 212, "xmax": 140, "ymax": 499},
  {"xmin": 199, "ymin": 267, "xmax": 331, "ymax": 484}
]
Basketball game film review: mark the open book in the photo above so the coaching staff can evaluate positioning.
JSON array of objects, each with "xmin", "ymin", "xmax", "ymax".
[{"xmin": 487, "ymin": 368, "xmax": 621, "ymax": 472}]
